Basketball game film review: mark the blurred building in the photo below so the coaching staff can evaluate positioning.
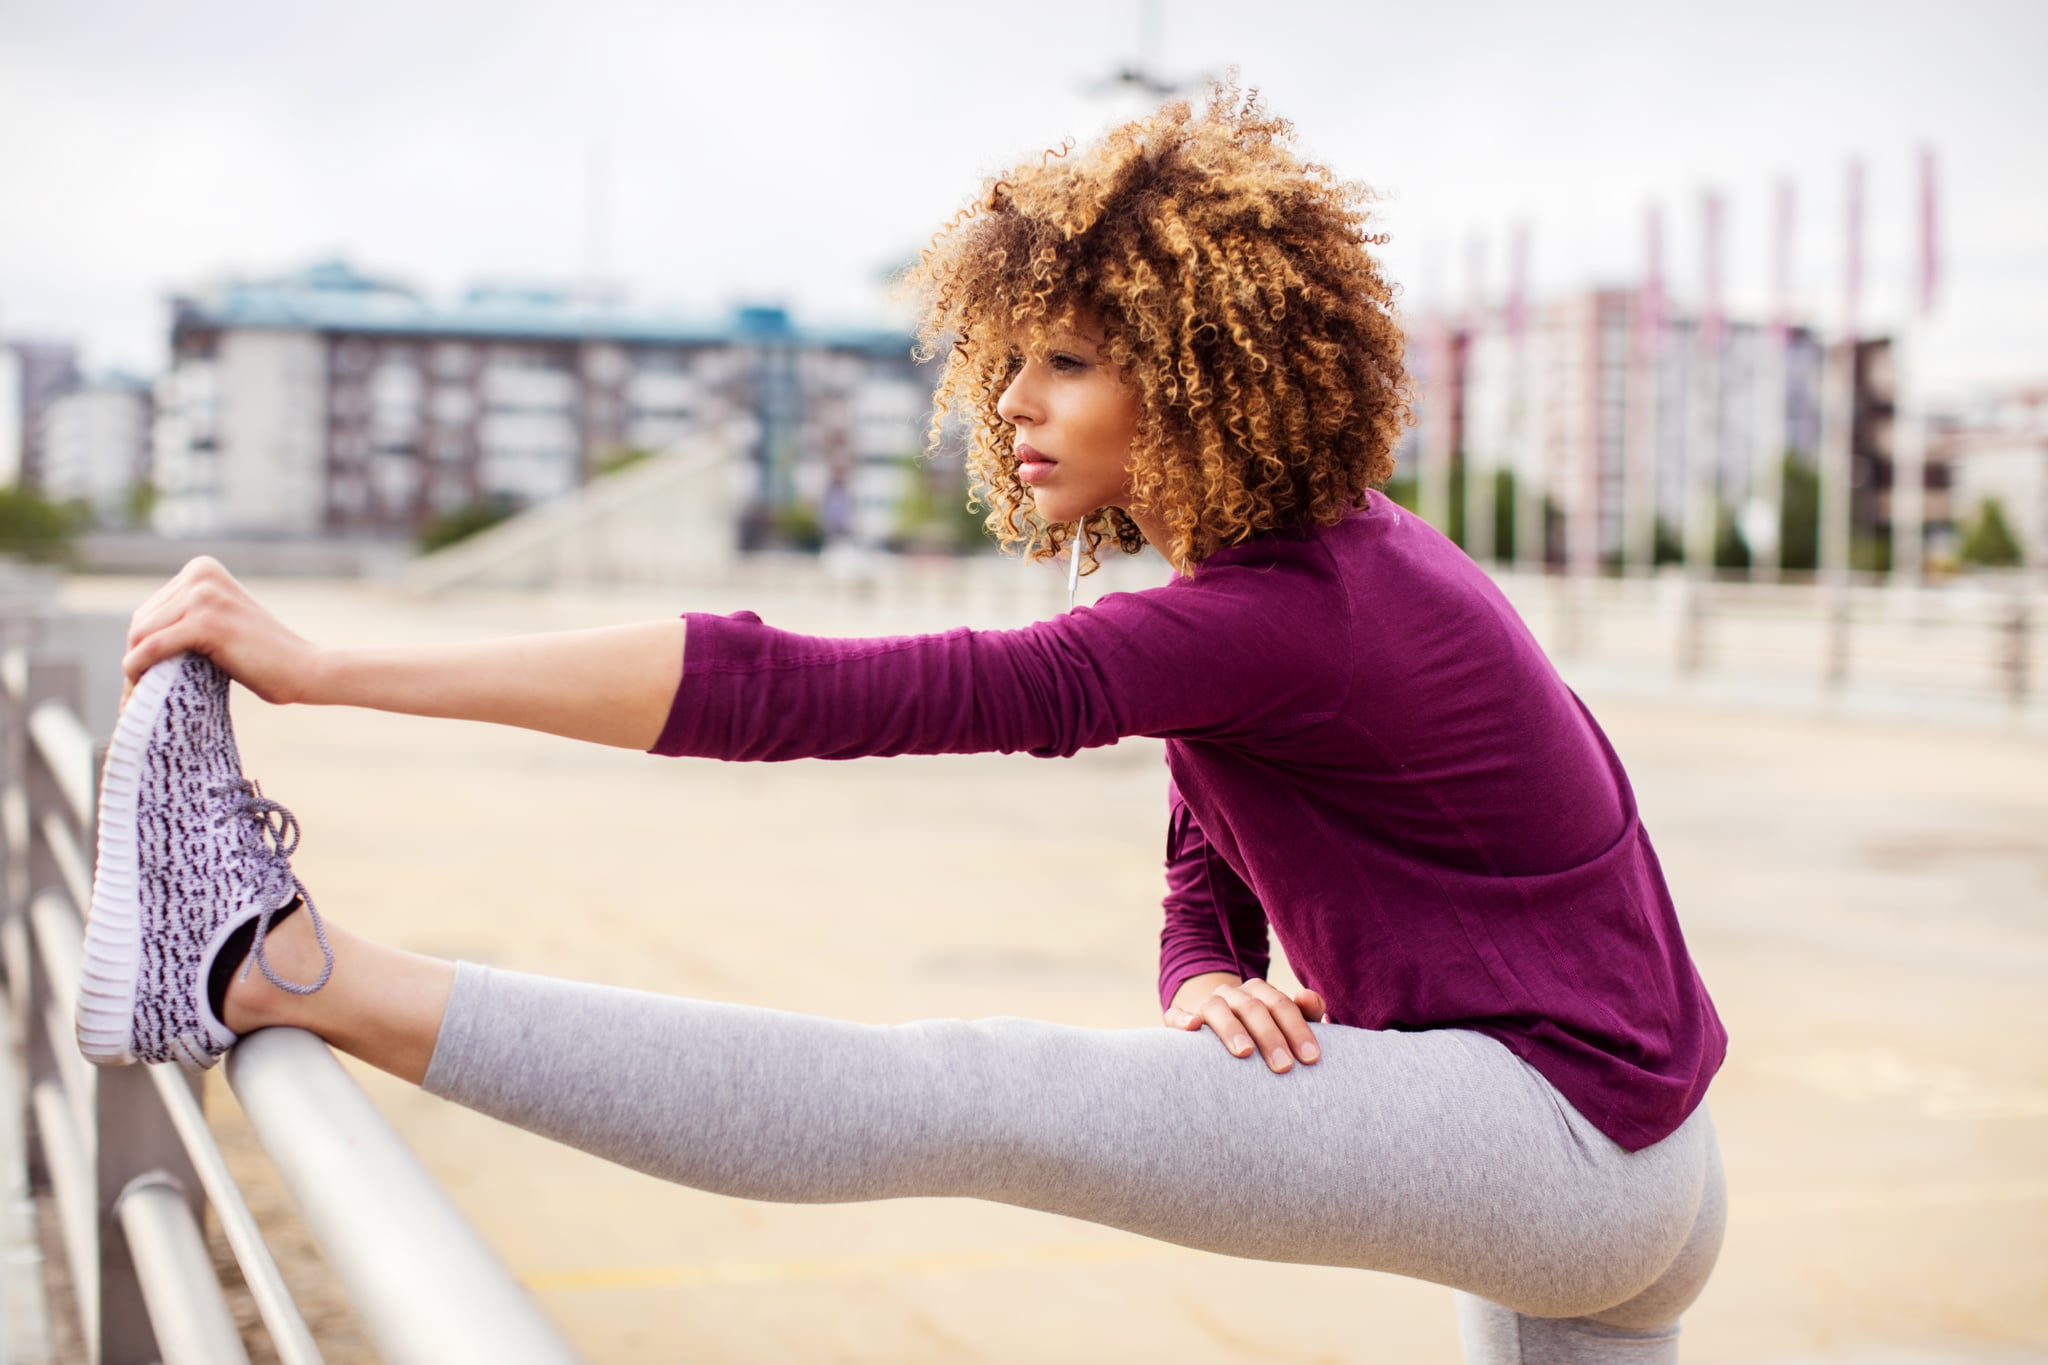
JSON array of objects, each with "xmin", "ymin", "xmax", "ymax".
[
  {"xmin": 157, "ymin": 262, "xmax": 936, "ymax": 547},
  {"xmin": 39, "ymin": 373, "xmax": 152, "ymax": 524},
  {"xmin": 1, "ymin": 339, "xmax": 83, "ymax": 489},
  {"xmin": 1939, "ymin": 383, "xmax": 2048, "ymax": 564},
  {"xmin": 1400, "ymin": 289, "xmax": 1916, "ymax": 572}
]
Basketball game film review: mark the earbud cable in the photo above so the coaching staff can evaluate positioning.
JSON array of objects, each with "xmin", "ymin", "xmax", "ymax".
[{"xmin": 1066, "ymin": 519, "xmax": 1083, "ymax": 611}]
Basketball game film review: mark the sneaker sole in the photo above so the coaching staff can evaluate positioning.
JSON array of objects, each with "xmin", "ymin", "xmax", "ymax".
[{"xmin": 75, "ymin": 655, "xmax": 184, "ymax": 1067}]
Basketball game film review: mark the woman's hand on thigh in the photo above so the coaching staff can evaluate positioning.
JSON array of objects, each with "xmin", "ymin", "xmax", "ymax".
[{"xmin": 1164, "ymin": 975, "xmax": 1324, "ymax": 1073}]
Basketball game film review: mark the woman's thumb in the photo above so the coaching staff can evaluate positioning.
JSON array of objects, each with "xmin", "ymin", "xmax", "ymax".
[{"xmin": 1293, "ymin": 989, "xmax": 1326, "ymax": 1021}]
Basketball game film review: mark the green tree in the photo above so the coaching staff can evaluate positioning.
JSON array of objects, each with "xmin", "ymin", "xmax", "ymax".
[
  {"xmin": 125, "ymin": 480, "xmax": 159, "ymax": 531},
  {"xmin": 775, "ymin": 501, "xmax": 824, "ymax": 553},
  {"xmin": 0, "ymin": 486, "xmax": 89, "ymax": 564},
  {"xmin": 1713, "ymin": 502, "xmax": 1751, "ymax": 571},
  {"xmin": 895, "ymin": 455, "xmax": 991, "ymax": 553},
  {"xmin": 417, "ymin": 496, "xmax": 519, "ymax": 554},
  {"xmin": 1959, "ymin": 496, "xmax": 2024, "ymax": 567},
  {"xmin": 1541, "ymin": 495, "xmax": 1567, "ymax": 565},
  {"xmin": 1778, "ymin": 454, "xmax": 1819, "ymax": 572},
  {"xmin": 1652, "ymin": 517, "xmax": 1684, "ymax": 567},
  {"xmin": 1491, "ymin": 468, "xmax": 1516, "ymax": 563},
  {"xmin": 1850, "ymin": 532, "xmax": 1892, "ymax": 574},
  {"xmin": 592, "ymin": 446, "xmax": 655, "ymax": 478}
]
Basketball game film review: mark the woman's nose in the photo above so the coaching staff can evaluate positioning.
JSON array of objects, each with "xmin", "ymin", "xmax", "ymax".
[{"xmin": 996, "ymin": 368, "xmax": 1035, "ymax": 427}]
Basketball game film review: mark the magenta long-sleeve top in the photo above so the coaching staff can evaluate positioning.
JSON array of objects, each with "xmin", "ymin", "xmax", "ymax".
[{"xmin": 650, "ymin": 491, "xmax": 1725, "ymax": 1151}]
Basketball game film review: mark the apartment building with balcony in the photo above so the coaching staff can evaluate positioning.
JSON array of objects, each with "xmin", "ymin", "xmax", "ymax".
[{"xmin": 155, "ymin": 262, "xmax": 937, "ymax": 549}]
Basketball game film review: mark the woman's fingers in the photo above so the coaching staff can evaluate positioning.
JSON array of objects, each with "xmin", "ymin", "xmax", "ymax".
[
  {"xmin": 1239, "ymin": 979, "xmax": 1320, "ymax": 1064},
  {"xmin": 124, "ymin": 559, "xmax": 198, "ymax": 645},
  {"xmin": 121, "ymin": 618, "xmax": 210, "ymax": 685},
  {"xmin": 123, "ymin": 560, "xmax": 218, "ymax": 681},
  {"xmin": 124, "ymin": 597, "xmax": 201, "ymax": 679},
  {"xmin": 1176, "ymin": 980, "xmax": 1323, "ymax": 1074},
  {"xmin": 1217, "ymin": 983, "xmax": 1302, "ymax": 1072},
  {"xmin": 125, "ymin": 556, "xmax": 220, "ymax": 648},
  {"xmin": 1197, "ymin": 995, "xmax": 1258, "ymax": 1059}
]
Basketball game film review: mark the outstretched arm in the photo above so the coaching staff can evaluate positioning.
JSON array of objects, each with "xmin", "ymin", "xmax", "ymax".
[{"xmin": 120, "ymin": 558, "xmax": 685, "ymax": 750}]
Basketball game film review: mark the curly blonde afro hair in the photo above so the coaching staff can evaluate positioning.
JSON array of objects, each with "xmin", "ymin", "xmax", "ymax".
[{"xmin": 906, "ymin": 81, "xmax": 1412, "ymax": 573}]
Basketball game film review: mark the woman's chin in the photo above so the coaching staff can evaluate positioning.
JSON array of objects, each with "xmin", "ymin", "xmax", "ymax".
[{"xmin": 1029, "ymin": 489, "xmax": 1084, "ymax": 525}]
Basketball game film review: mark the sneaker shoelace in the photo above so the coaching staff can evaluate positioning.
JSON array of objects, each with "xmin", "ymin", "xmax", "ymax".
[{"xmin": 209, "ymin": 778, "xmax": 335, "ymax": 997}]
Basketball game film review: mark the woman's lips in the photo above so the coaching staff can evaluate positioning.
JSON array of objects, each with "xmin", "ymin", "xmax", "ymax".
[{"xmin": 1017, "ymin": 443, "xmax": 1057, "ymax": 485}]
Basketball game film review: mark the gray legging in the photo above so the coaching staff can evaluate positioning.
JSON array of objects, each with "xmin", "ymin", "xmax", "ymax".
[{"xmin": 423, "ymin": 965, "xmax": 1725, "ymax": 1364}]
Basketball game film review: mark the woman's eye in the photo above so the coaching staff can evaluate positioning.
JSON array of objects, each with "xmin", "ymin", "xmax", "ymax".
[{"xmin": 1049, "ymin": 353, "xmax": 1085, "ymax": 372}]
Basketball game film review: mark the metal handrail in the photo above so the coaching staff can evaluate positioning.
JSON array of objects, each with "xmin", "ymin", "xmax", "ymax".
[
  {"xmin": 40, "ymin": 809, "xmax": 93, "ymax": 926},
  {"xmin": 31, "ymin": 892, "xmax": 96, "ymax": 1143},
  {"xmin": 143, "ymin": 1056, "xmax": 322, "ymax": 1365},
  {"xmin": 0, "ymin": 972, "xmax": 54, "ymax": 1363},
  {"xmin": 227, "ymin": 1028, "xmax": 580, "ymax": 1364},
  {"xmin": 29, "ymin": 1078, "xmax": 96, "ymax": 1349},
  {"xmin": 114, "ymin": 1173, "xmax": 253, "ymax": 1365},
  {"xmin": 28, "ymin": 698, "xmax": 96, "ymax": 828}
]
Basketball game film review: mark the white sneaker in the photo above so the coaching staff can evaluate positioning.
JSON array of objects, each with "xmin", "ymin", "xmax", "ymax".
[{"xmin": 77, "ymin": 652, "xmax": 331, "ymax": 1069}]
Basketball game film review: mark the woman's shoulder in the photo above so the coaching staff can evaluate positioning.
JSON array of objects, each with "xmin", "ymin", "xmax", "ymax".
[
  {"xmin": 1207, "ymin": 494, "xmax": 1399, "ymax": 560},
  {"xmin": 1171, "ymin": 496, "xmax": 1397, "ymax": 596}
]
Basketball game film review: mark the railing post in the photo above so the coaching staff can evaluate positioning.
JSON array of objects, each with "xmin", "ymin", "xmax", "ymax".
[
  {"xmin": 2001, "ymin": 585, "xmax": 2031, "ymax": 706},
  {"xmin": 1676, "ymin": 576, "xmax": 1708, "ymax": 674},
  {"xmin": 95, "ymin": 1067, "xmax": 214, "ymax": 1365},
  {"xmin": 1823, "ymin": 581, "xmax": 1853, "ymax": 689}
]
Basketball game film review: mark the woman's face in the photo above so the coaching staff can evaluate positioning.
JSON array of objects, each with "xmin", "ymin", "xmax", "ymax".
[{"xmin": 995, "ymin": 318, "xmax": 1141, "ymax": 528}]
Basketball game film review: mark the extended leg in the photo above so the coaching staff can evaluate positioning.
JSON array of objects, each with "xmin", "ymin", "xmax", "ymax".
[
  {"xmin": 231, "ymin": 914, "xmax": 1720, "ymax": 1355},
  {"xmin": 420, "ymin": 964, "xmax": 1714, "ymax": 1319}
]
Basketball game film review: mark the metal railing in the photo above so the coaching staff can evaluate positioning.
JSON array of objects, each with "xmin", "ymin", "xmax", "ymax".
[
  {"xmin": 1491, "ymin": 567, "xmax": 2045, "ymax": 724},
  {"xmin": 0, "ymin": 587, "xmax": 580, "ymax": 1363}
]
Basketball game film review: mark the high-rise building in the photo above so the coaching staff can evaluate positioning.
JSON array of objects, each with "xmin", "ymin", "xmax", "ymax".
[
  {"xmin": 157, "ymin": 262, "xmax": 939, "ymax": 547},
  {"xmin": 2, "ymin": 339, "xmax": 82, "ymax": 489}
]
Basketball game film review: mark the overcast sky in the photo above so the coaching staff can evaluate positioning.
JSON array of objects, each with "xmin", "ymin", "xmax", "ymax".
[{"xmin": 3, "ymin": 0, "xmax": 2043, "ymax": 401}]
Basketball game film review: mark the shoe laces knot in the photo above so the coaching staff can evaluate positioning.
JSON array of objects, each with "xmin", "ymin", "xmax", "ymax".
[{"xmin": 208, "ymin": 778, "xmax": 334, "ymax": 996}]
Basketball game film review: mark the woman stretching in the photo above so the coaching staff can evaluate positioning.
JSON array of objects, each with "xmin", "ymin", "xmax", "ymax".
[{"xmin": 82, "ymin": 88, "xmax": 1726, "ymax": 1363}]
